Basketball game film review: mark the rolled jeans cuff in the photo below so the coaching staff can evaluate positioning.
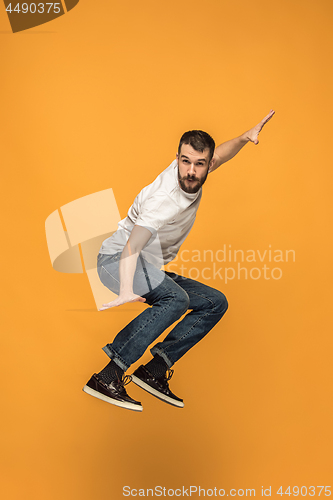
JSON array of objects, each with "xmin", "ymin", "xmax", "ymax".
[
  {"xmin": 102, "ymin": 345, "xmax": 129, "ymax": 372},
  {"xmin": 150, "ymin": 347, "xmax": 173, "ymax": 369}
]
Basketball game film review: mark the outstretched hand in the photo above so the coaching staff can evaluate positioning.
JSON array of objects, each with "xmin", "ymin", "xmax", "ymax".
[
  {"xmin": 99, "ymin": 292, "xmax": 146, "ymax": 311},
  {"xmin": 246, "ymin": 109, "xmax": 275, "ymax": 145}
]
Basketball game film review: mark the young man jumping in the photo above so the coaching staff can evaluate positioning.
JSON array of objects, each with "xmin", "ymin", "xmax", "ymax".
[{"xmin": 83, "ymin": 110, "xmax": 275, "ymax": 411}]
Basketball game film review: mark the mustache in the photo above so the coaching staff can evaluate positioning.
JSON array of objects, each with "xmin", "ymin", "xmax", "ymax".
[{"xmin": 182, "ymin": 174, "xmax": 200, "ymax": 182}]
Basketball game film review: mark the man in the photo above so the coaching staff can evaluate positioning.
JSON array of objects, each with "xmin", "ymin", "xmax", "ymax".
[{"xmin": 83, "ymin": 110, "xmax": 275, "ymax": 411}]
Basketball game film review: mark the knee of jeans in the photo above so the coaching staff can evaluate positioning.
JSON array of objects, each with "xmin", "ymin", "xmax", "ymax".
[
  {"xmin": 173, "ymin": 289, "xmax": 190, "ymax": 316},
  {"xmin": 213, "ymin": 291, "xmax": 228, "ymax": 315}
]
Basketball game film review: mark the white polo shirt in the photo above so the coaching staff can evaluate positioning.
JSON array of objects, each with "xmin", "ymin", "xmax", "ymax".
[{"xmin": 99, "ymin": 160, "xmax": 202, "ymax": 267}]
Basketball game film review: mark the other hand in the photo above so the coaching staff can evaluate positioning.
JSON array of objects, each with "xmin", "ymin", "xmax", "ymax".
[
  {"xmin": 246, "ymin": 109, "xmax": 275, "ymax": 145},
  {"xmin": 99, "ymin": 292, "xmax": 146, "ymax": 311}
]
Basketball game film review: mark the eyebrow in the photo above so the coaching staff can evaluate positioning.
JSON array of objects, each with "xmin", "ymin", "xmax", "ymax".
[{"xmin": 180, "ymin": 155, "xmax": 207, "ymax": 163}]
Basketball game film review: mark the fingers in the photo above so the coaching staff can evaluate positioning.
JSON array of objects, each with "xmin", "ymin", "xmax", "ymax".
[
  {"xmin": 101, "ymin": 301, "xmax": 116, "ymax": 307},
  {"xmin": 127, "ymin": 296, "xmax": 146, "ymax": 303},
  {"xmin": 254, "ymin": 110, "xmax": 275, "ymax": 139},
  {"xmin": 98, "ymin": 295, "xmax": 146, "ymax": 311},
  {"xmin": 266, "ymin": 109, "xmax": 275, "ymax": 118},
  {"xmin": 99, "ymin": 300, "xmax": 119, "ymax": 311},
  {"xmin": 261, "ymin": 109, "xmax": 275, "ymax": 124}
]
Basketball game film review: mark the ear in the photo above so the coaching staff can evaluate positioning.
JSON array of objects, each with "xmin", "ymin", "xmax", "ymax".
[
  {"xmin": 208, "ymin": 157, "xmax": 215, "ymax": 173},
  {"xmin": 176, "ymin": 153, "xmax": 179, "ymax": 161}
]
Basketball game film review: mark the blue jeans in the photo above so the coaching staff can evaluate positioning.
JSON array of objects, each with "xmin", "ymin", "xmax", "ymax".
[{"xmin": 97, "ymin": 252, "xmax": 228, "ymax": 371}]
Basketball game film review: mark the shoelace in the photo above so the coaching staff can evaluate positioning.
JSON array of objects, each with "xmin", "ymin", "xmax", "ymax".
[
  {"xmin": 164, "ymin": 369, "xmax": 174, "ymax": 382},
  {"xmin": 120, "ymin": 374, "xmax": 132, "ymax": 386},
  {"xmin": 96, "ymin": 373, "xmax": 132, "ymax": 388}
]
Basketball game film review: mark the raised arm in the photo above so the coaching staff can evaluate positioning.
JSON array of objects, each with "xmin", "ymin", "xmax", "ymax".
[
  {"xmin": 99, "ymin": 225, "xmax": 152, "ymax": 311},
  {"xmin": 209, "ymin": 110, "xmax": 275, "ymax": 173}
]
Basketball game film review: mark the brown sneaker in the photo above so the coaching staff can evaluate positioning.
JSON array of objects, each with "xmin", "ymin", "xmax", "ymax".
[
  {"xmin": 131, "ymin": 365, "xmax": 184, "ymax": 408},
  {"xmin": 83, "ymin": 373, "xmax": 143, "ymax": 412}
]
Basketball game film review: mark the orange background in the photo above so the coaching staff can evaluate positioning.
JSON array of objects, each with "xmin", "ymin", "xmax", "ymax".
[{"xmin": 1, "ymin": 1, "xmax": 332, "ymax": 499}]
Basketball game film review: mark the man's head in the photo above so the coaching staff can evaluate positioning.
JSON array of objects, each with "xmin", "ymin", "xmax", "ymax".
[{"xmin": 176, "ymin": 130, "xmax": 215, "ymax": 194}]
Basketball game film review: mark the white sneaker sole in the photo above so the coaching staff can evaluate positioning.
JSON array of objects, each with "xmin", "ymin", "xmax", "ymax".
[
  {"xmin": 131, "ymin": 375, "xmax": 184, "ymax": 408},
  {"xmin": 82, "ymin": 385, "xmax": 143, "ymax": 412}
]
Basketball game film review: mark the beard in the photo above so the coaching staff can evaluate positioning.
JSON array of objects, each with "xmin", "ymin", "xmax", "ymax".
[{"xmin": 177, "ymin": 167, "xmax": 209, "ymax": 194}]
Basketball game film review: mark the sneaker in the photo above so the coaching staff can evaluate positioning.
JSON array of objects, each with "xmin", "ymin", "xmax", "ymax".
[
  {"xmin": 131, "ymin": 365, "xmax": 184, "ymax": 408},
  {"xmin": 83, "ymin": 373, "xmax": 143, "ymax": 412}
]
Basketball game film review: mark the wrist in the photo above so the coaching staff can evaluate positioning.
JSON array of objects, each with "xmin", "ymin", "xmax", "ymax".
[
  {"xmin": 240, "ymin": 132, "xmax": 250, "ymax": 143},
  {"xmin": 119, "ymin": 285, "xmax": 133, "ymax": 295}
]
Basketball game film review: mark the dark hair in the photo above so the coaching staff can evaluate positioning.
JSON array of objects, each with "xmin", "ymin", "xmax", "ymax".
[{"xmin": 178, "ymin": 130, "xmax": 215, "ymax": 162}]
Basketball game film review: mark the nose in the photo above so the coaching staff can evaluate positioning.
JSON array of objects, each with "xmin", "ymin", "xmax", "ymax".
[{"xmin": 188, "ymin": 162, "xmax": 196, "ymax": 175}]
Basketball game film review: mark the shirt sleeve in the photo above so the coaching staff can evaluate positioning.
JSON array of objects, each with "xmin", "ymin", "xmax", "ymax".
[{"xmin": 135, "ymin": 194, "xmax": 179, "ymax": 234}]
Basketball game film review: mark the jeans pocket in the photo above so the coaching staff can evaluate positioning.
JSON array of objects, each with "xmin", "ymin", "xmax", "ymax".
[
  {"xmin": 99, "ymin": 265, "xmax": 120, "ymax": 295},
  {"xmin": 97, "ymin": 252, "xmax": 121, "ymax": 267}
]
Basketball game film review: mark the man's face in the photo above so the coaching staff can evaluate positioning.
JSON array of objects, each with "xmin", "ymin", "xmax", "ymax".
[{"xmin": 177, "ymin": 144, "xmax": 212, "ymax": 194}]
